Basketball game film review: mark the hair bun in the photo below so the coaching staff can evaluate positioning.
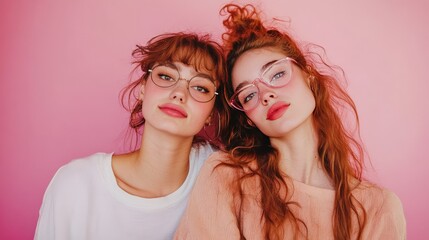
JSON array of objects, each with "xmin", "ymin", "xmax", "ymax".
[{"xmin": 220, "ymin": 4, "xmax": 267, "ymax": 51}]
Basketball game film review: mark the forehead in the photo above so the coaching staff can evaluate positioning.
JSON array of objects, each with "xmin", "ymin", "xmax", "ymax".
[
  {"xmin": 166, "ymin": 61, "xmax": 209, "ymax": 76},
  {"xmin": 232, "ymin": 48, "xmax": 287, "ymax": 89}
]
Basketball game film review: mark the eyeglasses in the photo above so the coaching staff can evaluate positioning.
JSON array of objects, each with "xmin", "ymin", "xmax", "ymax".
[
  {"xmin": 148, "ymin": 64, "xmax": 218, "ymax": 103},
  {"xmin": 229, "ymin": 57, "xmax": 298, "ymax": 111}
]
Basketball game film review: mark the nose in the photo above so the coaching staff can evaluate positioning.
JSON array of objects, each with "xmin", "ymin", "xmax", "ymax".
[
  {"xmin": 170, "ymin": 79, "xmax": 188, "ymax": 102},
  {"xmin": 258, "ymin": 84, "xmax": 277, "ymax": 106}
]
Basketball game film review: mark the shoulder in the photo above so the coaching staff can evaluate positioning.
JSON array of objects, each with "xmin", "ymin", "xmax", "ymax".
[
  {"xmin": 378, "ymin": 188, "xmax": 404, "ymax": 214},
  {"xmin": 354, "ymin": 182, "xmax": 404, "ymax": 212},
  {"xmin": 188, "ymin": 142, "xmax": 217, "ymax": 175},
  {"xmin": 55, "ymin": 153, "xmax": 109, "ymax": 177},
  {"xmin": 354, "ymin": 182, "xmax": 406, "ymax": 238},
  {"xmin": 201, "ymin": 151, "xmax": 236, "ymax": 175},
  {"xmin": 195, "ymin": 151, "xmax": 260, "ymax": 197},
  {"xmin": 46, "ymin": 153, "xmax": 111, "ymax": 194},
  {"xmin": 190, "ymin": 142, "xmax": 216, "ymax": 168},
  {"xmin": 192, "ymin": 141, "xmax": 216, "ymax": 153},
  {"xmin": 193, "ymin": 151, "xmax": 240, "ymax": 189},
  {"xmin": 354, "ymin": 182, "xmax": 406, "ymax": 228},
  {"xmin": 175, "ymin": 153, "xmax": 244, "ymax": 239}
]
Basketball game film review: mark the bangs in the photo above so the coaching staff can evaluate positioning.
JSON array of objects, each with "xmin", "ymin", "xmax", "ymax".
[
  {"xmin": 171, "ymin": 45, "xmax": 216, "ymax": 75},
  {"xmin": 151, "ymin": 34, "xmax": 218, "ymax": 78},
  {"xmin": 133, "ymin": 32, "xmax": 224, "ymax": 87}
]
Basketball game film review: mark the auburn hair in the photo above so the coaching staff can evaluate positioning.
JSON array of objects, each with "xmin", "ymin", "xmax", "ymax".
[
  {"xmin": 218, "ymin": 4, "xmax": 366, "ymax": 239},
  {"xmin": 120, "ymin": 32, "xmax": 227, "ymax": 148}
]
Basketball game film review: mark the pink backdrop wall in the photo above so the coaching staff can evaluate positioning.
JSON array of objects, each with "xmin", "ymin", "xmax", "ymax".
[{"xmin": 1, "ymin": 0, "xmax": 428, "ymax": 239}]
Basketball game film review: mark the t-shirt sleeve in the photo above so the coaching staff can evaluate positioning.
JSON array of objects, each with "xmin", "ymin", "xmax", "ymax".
[
  {"xmin": 34, "ymin": 157, "xmax": 94, "ymax": 240},
  {"xmin": 175, "ymin": 153, "xmax": 241, "ymax": 240},
  {"xmin": 34, "ymin": 170, "xmax": 60, "ymax": 240},
  {"xmin": 364, "ymin": 189, "xmax": 406, "ymax": 239}
]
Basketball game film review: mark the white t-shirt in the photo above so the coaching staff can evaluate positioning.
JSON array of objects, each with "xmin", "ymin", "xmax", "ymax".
[{"xmin": 34, "ymin": 144, "xmax": 214, "ymax": 240}]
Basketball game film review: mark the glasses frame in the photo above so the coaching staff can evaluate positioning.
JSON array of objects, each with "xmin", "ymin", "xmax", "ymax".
[
  {"xmin": 148, "ymin": 64, "xmax": 218, "ymax": 103},
  {"xmin": 229, "ymin": 57, "xmax": 298, "ymax": 111}
]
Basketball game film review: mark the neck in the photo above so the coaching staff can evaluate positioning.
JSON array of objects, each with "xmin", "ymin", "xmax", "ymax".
[
  {"xmin": 270, "ymin": 118, "xmax": 333, "ymax": 189},
  {"xmin": 113, "ymin": 125, "xmax": 194, "ymax": 198}
]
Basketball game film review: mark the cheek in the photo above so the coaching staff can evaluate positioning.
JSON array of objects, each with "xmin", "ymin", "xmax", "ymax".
[
  {"xmin": 245, "ymin": 107, "xmax": 263, "ymax": 124},
  {"xmin": 290, "ymin": 76, "xmax": 315, "ymax": 106},
  {"xmin": 142, "ymin": 83, "xmax": 170, "ymax": 106},
  {"xmin": 293, "ymin": 91, "xmax": 316, "ymax": 123},
  {"xmin": 140, "ymin": 84, "xmax": 165, "ymax": 114},
  {"xmin": 144, "ymin": 82, "xmax": 166, "ymax": 96},
  {"xmin": 301, "ymin": 87, "xmax": 316, "ymax": 109},
  {"xmin": 195, "ymin": 101, "xmax": 215, "ymax": 119}
]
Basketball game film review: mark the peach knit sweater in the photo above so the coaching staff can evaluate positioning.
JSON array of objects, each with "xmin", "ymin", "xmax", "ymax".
[{"xmin": 175, "ymin": 152, "xmax": 406, "ymax": 240}]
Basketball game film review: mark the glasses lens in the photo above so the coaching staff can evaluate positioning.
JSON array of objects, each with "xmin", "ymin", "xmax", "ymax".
[
  {"xmin": 151, "ymin": 65, "xmax": 179, "ymax": 87},
  {"xmin": 189, "ymin": 76, "xmax": 217, "ymax": 102},
  {"xmin": 232, "ymin": 85, "xmax": 259, "ymax": 111},
  {"xmin": 262, "ymin": 59, "xmax": 293, "ymax": 87}
]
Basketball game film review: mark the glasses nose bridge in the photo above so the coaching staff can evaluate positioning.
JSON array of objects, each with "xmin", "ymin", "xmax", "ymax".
[
  {"xmin": 178, "ymin": 75, "xmax": 193, "ymax": 83},
  {"xmin": 168, "ymin": 72, "xmax": 190, "ymax": 93},
  {"xmin": 173, "ymin": 77, "xmax": 191, "ymax": 89},
  {"xmin": 250, "ymin": 78, "xmax": 261, "ymax": 91},
  {"xmin": 253, "ymin": 78, "xmax": 271, "ymax": 93},
  {"xmin": 169, "ymin": 77, "xmax": 189, "ymax": 102},
  {"xmin": 253, "ymin": 77, "xmax": 263, "ymax": 84}
]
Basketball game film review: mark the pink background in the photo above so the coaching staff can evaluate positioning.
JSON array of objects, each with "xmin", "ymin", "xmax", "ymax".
[{"xmin": 1, "ymin": 0, "xmax": 428, "ymax": 239}]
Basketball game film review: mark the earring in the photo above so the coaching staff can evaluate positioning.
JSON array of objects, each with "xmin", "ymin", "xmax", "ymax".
[
  {"xmin": 205, "ymin": 114, "xmax": 213, "ymax": 126},
  {"xmin": 246, "ymin": 118, "xmax": 256, "ymax": 127}
]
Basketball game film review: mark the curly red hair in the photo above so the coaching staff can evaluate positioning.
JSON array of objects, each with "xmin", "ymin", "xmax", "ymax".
[{"xmin": 218, "ymin": 4, "xmax": 367, "ymax": 239}]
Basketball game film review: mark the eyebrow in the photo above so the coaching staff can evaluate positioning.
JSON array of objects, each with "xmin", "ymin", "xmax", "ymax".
[
  {"xmin": 195, "ymin": 72, "xmax": 214, "ymax": 81},
  {"xmin": 234, "ymin": 81, "xmax": 251, "ymax": 92},
  {"xmin": 163, "ymin": 62, "xmax": 178, "ymax": 69},
  {"xmin": 261, "ymin": 59, "xmax": 278, "ymax": 72},
  {"xmin": 233, "ymin": 59, "xmax": 280, "ymax": 91},
  {"xmin": 165, "ymin": 62, "xmax": 214, "ymax": 82}
]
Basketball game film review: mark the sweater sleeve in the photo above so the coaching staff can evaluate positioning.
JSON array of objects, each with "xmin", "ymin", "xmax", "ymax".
[
  {"xmin": 364, "ymin": 189, "xmax": 406, "ymax": 239},
  {"xmin": 175, "ymin": 152, "xmax": 241, "ymax": 240}
]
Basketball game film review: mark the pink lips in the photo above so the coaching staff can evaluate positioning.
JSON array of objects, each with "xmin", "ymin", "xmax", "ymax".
[
  {"xmin": 266, "ymin": 102, "xmax": 290, "ymax": 121},
  {"xmin": 158, "ymin": 103, "xmax": 188, "ymax": 118}
]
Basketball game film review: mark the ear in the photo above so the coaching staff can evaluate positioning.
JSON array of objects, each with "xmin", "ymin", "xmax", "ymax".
[
  {"xmin": 305, "ymin": 65, "xmax": 313, "ymax": 86},
  {"xmin": 306, "ymin": 75, "xmax": 312, "ymax": 87},
  {"xmin": 139, "ymin": 83, "xmax": 146, "ymax": 101},
  {"xmin": 307, "ymin": 74, "xmax": 316, "ymax": 92}
]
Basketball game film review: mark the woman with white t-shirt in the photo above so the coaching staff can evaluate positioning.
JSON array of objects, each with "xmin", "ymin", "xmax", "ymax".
[{"xmin": 34, "ymin": 32, "xmax": 226, "ymax": 240}]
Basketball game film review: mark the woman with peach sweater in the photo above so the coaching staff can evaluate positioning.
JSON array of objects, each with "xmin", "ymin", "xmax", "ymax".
[{"xmin": 175, "ymin": 4, "xmax": 406, "ymax": 240}]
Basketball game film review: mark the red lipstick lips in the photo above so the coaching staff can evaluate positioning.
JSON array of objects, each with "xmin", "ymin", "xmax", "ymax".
[
  {"xmin": 266, "ymin": 102, "xmax": 290, "ymax": 120},
  {"xmin": 158, "ymin": 103, "xmax": 188, "ymax": 118}
]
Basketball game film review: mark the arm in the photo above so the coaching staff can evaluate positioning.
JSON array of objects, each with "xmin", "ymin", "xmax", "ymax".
[{"xmin": 175, "ymin": 153, "xmax": 242, "ymax": 240}]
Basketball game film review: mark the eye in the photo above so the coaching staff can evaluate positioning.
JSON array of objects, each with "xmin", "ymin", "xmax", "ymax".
[
  {"xmin": 238, "ymin": 91, "xmax": 258, "ymax": 105},
  {"xmin": 244, "ymin": 92, "xmax": 257, "ymax": 103},
  {"xmin": 158, "ymin": 73, "xmax": 175, "ymax": 81},
  {"xmin": 236, "ymin": 84, "xmax": 258, "ymax": 105},
  {"xmin": 263, "ymin": 61, "xmax": 292, "ymax": 86},
  {"xmin": 191, "ymin": 86, "xmax": 209, "ymax": 93},
  {"xmin": 152, "ymin": 65, "xmax": 179, "ymax": 83},
  {"xmin": 189, "ymin": 77, "xmax": 215, "ymax": 94},
  {"xmin": 271, "ymin": 71, "xmax": 285, "ymax": 82}
]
